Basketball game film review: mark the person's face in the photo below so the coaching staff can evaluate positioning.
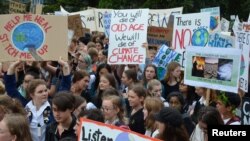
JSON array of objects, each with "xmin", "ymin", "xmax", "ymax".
[
  {"xmin": 145, "ymin": 66, "xmax": 156, "ymax": 81},
  {"xmin": 101, "ymin": 99, "xmax": 118, "ymax": 121},
  {"xmin": 198, "ymin": 121, "xmax": 208, "ymax": 135},
  {"xmin": 171, "ymin": 66, "xmax": 181, "ymax": 78},
  {"xmin": 179, "ymin": 80, "xmax": 188, "ymax": 93},
  {"xmin": 77, "ymin": 45, "xmax": 87, "ymax": 53},
  {"xmin": 128, "ymin": 90, "xmax": 143, "ymax": 108},
  {"xmin": 73, "ymin": 103, "xmax": 86, "ymax": 117},
  {"xmin": 195, "ymin": 87, "xmax": 206, "ymax": 96},
  {"xmin": 31, "ymin": 84, "xmax": 48, "ymax": 106},
  {"xmin": 0, "ymin": 119, "xmax": 15, "ymax": 141},
  {"xmin": 121, "ymin": 73, "xmax": 131, "ymax": 86},
  {"xmin": 98, "ymin": 50, "xmax": 104, "ymax": 61},
  {"xmin": 169, "ymin": 96, "xmax": 182, "ymax": 111},
  {"xmin": 143, "ymin": 105, "xmax": 148, "ymax": 120},
  {"xmin": 103, "ymin": 38, "xmax": 109, "ymax": 44},
  {"xmin": 96, "ymin": 43, "xmax": 102, "ymax": 51},
  {"xmin": 99, "ymin": 76, "xmax": 111, "ymax": 90},
  {"xmin": 79, "ymin": 76, "xmax": 90, "ymax": 90},
  {"xmin": 99, "ymin": 68, "xmax": 109, "ymax": 76},
  {"xmin": 52, "ymin": 104, "xmax": 72, "ymax": 124},
  {"xmin": 156, "ymin": 121, "xmax": 165, "ymax": 135},
  {"xmin": 216, "ymin": 100, "xmax": 228, "ymax": 115},
  {"xmin": 23, "ymin": 75, "xmax": 34, "ymax": 90},
  {"xmin": 150, "ymin": 85, "xmax": 162, "ymax": 97},
  {"xmin": 77, "ymin": 56, "xmax": 87, "ymax": 70}
]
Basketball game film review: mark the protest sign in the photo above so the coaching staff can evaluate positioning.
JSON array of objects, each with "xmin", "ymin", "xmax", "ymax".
[
  {"xmin": 221, "ymin": 17, "xmax": 230, "ymax": 32},
  {"xmin": 78, "ymin": 118, "xmax": 160, "ymax": 141},
  {"xmin": 148, "ymin": 7, "xmax": 183, "ymax": 27},
  {"xmin": 9, "ymin": 0, "xmax": 27, "ymax": 14},
  {"xmin": 208, "ymin": 32, "xmax": 235, "ymax": 48},
  {"xmin": 103, "ymin": 12, "xmax": 112, "ymax": 37},
  {"xmin": 235, "ymin": 31, "xmax": 250, "ymax": 92},
  {"xmin": 0, "ymin": 14, "xmax": 68, "ymax": 62},
  {"xmin": 68, "ymin": 14, "xmax": 84, "ymax": 38},
  {"xmin": 201, "ymin": 7, "xmax": 221, "ymax": 32},
  {"xmin": 94, "ymin": 8, "xmax": 113, "ymax": 32},
  {"xmin": 70, "ymin": 9, "xmax": 97, "ymax": 32},
  {"xmin": 171, "ymin": 12, "xmax": 210, "ymax": 67},
  {"xmin": 152, "ymin": 44, "xmax": 181, "ymax": 80},
  {"xmin": 147, "ymin": 26, "xmax": 173, "ymax": 47},
  {"xmin": 108, "ymin": 9, "xmax": 149, "ymax": 64},
  {"xmin": 241, "ymin": 97, "xmax": 250, "ymax": 125},
  {"xmin": 184, "ymin": 46, "xmax": 241, "ymax": 93}
]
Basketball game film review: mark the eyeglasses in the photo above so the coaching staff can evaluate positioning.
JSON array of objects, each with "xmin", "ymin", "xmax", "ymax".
[{"xmin": 101, "ymin": 107, "xmax": 114, "ymax": 112}]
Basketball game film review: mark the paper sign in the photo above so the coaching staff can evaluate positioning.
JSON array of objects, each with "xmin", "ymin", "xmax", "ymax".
[
  {"xmin": 148, "ymin": 7, "xmax": 183, "ymax": 27},
  {"xmin": 171, "ymin": 12, "xmax": 210, "ymax": 68},
  {"xmin": 201, "ymin": 7, "xmax": 221, "ymax": 32},
  {"xmin": 235, "ymin": 31, "xmax": 250, "ymax": 92},
  {"xmin": 103, "ymin": 12, "xmax": 112, "ymax": 37},
  {"xmin": 0, "ymin": 14, "xmax": 68, "ymax": 62},
  {"xmin": 184, "ymin": 46, "xmax": 241, "ymax": 93},
  {"xmin": 208, "ymin": 32, "xmax": 235, "ymax": 48},
  {"xmin": 9, "ymin": 0, "xmax": 27, "ymax": 14},
  {"xmin": 221, "ymin": 17, "xmax": 230, "ymax": 32},
  {"xmin": 78, "ymin": 118, "xmax": 160, "ymax": 141},
  {"xmin": 147, "ymin": 26, "xmax": 173, "ymax": 47},
  {"xmin": 108, "ymin": 9, "xmax": 149, "ymax": 64},
  {"xmin": 94, "ymin": 9, "xmax": 113, "ymax": 32},
  {"xmin": 241, "ymin": 97, "xmax": 250, "ymax": 125}
]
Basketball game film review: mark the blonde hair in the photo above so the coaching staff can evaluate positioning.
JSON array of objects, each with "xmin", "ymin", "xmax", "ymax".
[
  {"xmin": 102, "ymin": 95, "xmax": 125, "ymax": 123},
  {"xmin": 144, "ymin": 97, "xmax": 163, "ymax": 130},
  {"xmin": 164, "ymin": 61, "xmax": 181, "ymax": 82}
]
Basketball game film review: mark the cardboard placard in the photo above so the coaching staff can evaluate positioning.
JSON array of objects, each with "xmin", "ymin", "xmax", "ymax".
[
  {"xmin": 0, "ymin": 14, "xmax": 68, "ymax": 61},
  {"xmin": 147, "ymin": 26, "xmax": 173, "ymax": 47}
]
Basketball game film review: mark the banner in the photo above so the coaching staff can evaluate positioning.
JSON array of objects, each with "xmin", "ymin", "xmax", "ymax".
[
  {"xmin": 208, "ymin": 32, "xmax": 235, "ymax": 48},
  {"xmin": 148, "ymin": 7, "xmax": 183, "ymax": 27},
  {"xmin": 241, "ymin": 97, "xmax": 250, "ymax": 125},
  {"xmin": 235, "ymin": 30, "xmax": 250, "ymax": 92},
  {"xmin": 108, "ymin": 9, "xmax": 149, "ymax": 64},
  {"xmin": 221, "ymin": 17, "xmax": 230, "ymax": 32},
  {"xmin": 152, "ymin": 44, "xmax": 181, "ymax": 80},
  {"xmin": 171, "ymin": 12, "xmax": 210, "ymax": 67},
  {"xmin": 78, "ymin": 118, "xmax": 160, "ymax": 141},
  {"xmin": 0, "ymin": 14, "xmax": 68, "ymax": 62},
  {"xmin": 201, "ymin": 7, "xmax": 220, "ymax": 32},
  {"xmin": 147, "ymin": 26, "xmax": 172, "ymax": 47},
  {"xmin": 184, "ymin": 46, "xmax": 241, "ymax": 93}
]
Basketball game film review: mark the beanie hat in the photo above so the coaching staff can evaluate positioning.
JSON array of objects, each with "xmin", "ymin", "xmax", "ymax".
[{"xmin": 154, "ymin": 107, "xmax": 183, "ymax": 127}]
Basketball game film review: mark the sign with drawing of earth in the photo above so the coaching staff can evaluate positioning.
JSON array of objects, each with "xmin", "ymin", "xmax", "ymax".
[
  {"xmin": 191, "ymin": 28, "xmax": 209, "ymax": 46},
  {"xmin": 11, "ymin": 22, "xmax": 45, "ymax": 52}
]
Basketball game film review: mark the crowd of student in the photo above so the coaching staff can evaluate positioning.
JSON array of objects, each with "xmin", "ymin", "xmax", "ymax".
[{"xmin": 0, "ymin": 32, "xmax": 249, "ymax": 141}]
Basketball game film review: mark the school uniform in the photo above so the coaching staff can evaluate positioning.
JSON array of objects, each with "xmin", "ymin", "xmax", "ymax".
[{"xmin": 129, "ymin": 108, "xmax": 145, "ymax": 134}]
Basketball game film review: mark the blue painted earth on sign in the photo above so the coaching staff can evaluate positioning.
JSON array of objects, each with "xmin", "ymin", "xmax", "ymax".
[
  {"xmin": 191, "ymin": 28, "xmax": 209, "ymax": 46},
  {"xmin": 12, "ymin": 22, "xmax": 44, "ymax": 52},
  {"xmin": 115, "ymin": 132, "xmax": 135, "ymax": 141}
]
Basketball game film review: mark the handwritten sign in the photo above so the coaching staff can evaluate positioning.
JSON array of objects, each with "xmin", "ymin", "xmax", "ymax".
[
  {"xmin": 9, "ymin": 0, "xmax": 27, "ymax": 14},
  {"xmin": 208, "ymin": 32, "xmax": 235, "ymax": 48},
  {"xmin": 201, "ymin": 7, "xmax": 220, "ymax": 32},
  {"xmin": 172, "ymin": 12, "xmax": 210, "ymax": 68},
  {"xmin": 184, "ymin": 46, "xmax": 241, "ymax": 93},
  {"xmin": 221, "ymin": 17, "xmax": 230, "ymax": 32},
  {"xmin": 0, "ymin": 14, "xmax": 68, "ymax": 62},
  {"xmin": 103, "ymin": 12, "xmax": 112, "ymax": 37},
  {"xmin": 68, "ymin": 14, "xmax": 84, "ymax": 38},
  {"xmin": 148, "ymin": 7, "xmax": 183, "ymax": 27},
  {"xmin": 152, "ymin": 44, "xmax": 181, "ymax": 79},
  {"xmin": 241, "ymin": 97, "xmax": 250, "ymax": 125},
  {"xmin": 108, "ymin": 9, "xmax": 149, "ymax": 64},
  {"xmin": 78, "ymin": 118, "xmax": 160, "ymax": 141},
  {"xmin": 147, "ymin": 26, "xmax": 172, "ymax": 47},
  {"xmin": 235, "ymin": 31, "xmax": 250, "ymax": 92},
  {"xmin": 94, "ymin": 9, "xmax": 113, "ymax": 32},
  {"xmin": 70, "ymin": 9, "xmax": 97, "ymax": 32}
]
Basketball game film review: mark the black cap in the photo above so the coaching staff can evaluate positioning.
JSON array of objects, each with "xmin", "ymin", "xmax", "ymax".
[{"xmin": 154, "ymin": 107, "xmax": 183, "ymax": 127}]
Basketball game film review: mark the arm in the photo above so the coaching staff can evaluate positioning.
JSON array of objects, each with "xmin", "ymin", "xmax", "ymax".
[{"xmin": 58, "ymin": 57, "xmax": 71, "ymax": 91}]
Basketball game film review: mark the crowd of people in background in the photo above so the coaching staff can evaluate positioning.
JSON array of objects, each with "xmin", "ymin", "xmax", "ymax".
[{"xmin": 0, "ymin": 32, "xmax": 249, "ymax": 141}]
